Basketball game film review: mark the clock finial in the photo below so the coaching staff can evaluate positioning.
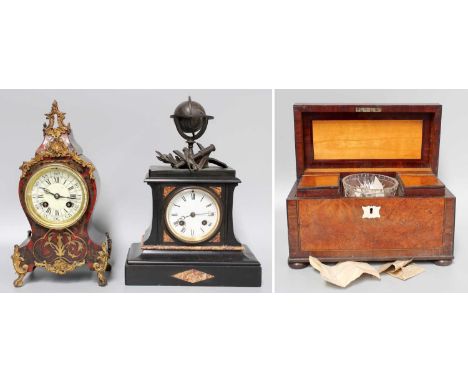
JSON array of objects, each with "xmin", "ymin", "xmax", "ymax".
[
  {"xmin": 43, "ymin": 100, "xmax": 71, "ymax": 138},
  {"xmin": 19, "ymin": 101, "xmax": 95, "ymax": 179}
]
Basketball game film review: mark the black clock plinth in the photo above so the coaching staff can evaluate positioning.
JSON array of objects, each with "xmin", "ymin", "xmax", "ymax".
[
  {"xmin": 124, "ymin": 166, "xmax": 262, "ymax": 287},
  {"xmin": 125, "ymin": 243, "xmax": 261, "ymax": 286}
]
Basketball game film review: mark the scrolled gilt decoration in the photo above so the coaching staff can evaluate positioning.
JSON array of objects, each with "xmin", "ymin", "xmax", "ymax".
[
  {"xmin": 93, "ymin": 239, "xmax": 110, "ymax": 286},
  {"xmin": 39, "ymin": 230, "xmax": 87, "ymax": 259},
  {"xmin": 20, "ymin": 101, "xmax": 96, "ymax": 179},
  {"xmin": 35, "ymin": 258, "xmax": 85, "ymax": 275},
  {"xmin": 43, "ymin": 100, "xmax": 71, "ymax": 138},
  {"xmin": 32, "ymin": 230, "xmax": 88, "ymax": 274},
  {"xmin": 70, "ymin": 151, "xmax": 96, "ymax": 179},
  {"xmin": 12, "ymin": 245, "xmax": 29, "ymax": 287}
]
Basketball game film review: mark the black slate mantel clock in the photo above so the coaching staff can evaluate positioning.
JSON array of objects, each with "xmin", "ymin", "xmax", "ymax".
[{"xmin": 125, "ymin": 97, "xmax": 261, "ymax": 286}]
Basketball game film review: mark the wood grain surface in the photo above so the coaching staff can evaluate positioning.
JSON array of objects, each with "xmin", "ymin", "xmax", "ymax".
[
  {"xmin": 312, "ymin": 119, "xmax": 423, "ymax": 160},
  {"xmin": 297, "ymin": 197, "xmax": 445, "ymax": 251}
]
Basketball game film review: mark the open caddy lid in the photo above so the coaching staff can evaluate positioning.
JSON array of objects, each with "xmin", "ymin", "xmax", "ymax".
[{"xmin": 293, "ymin": 104, "xmax": 442, "ymax": 178}]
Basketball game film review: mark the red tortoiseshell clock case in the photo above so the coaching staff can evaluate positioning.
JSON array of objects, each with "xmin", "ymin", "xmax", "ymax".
[{"xmin": 12, "ymin": 101, "xmax": 111, "ymax": 287}]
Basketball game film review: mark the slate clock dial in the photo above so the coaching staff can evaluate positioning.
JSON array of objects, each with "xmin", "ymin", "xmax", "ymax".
[
  {"xmin": 25, "ymin": 164, "xmax": 88, "ymax": 229},
  {"xmin": 165, "ymin": 187, "xmax": 222, "ymax": 243}
]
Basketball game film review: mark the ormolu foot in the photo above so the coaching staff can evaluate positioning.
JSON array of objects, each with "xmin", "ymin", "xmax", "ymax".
[
  {"xmin": 93, "ymin": 239, "xmax": 110, "ymax": 287},
  {"xmin": 13, "ymin": 273, "xmax": 26, "ymax": 288},
  {"xmin": 12, "ymin": 245, "xmax": 29, "ymax": 288},
  {"xmin": 97, "ymin": 271, "xmax": 107, "ymax": 287}
]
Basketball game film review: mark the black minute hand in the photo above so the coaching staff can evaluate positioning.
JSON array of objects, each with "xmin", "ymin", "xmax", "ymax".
[
  {"xmin": 58, "ymin": 194, "xmax": 73, "ymax": 199},
  {"xmin": 39, "ymin": 187, "xmax": 72, "ymax": 199},
  {"xmin": 40, "ymin": 187, "xmax": 54, "ymax": 195}
]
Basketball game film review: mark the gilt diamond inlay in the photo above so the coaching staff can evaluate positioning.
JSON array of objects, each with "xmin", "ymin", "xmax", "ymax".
[{"xmin": 172, "ymin": 269, "xmax": 215, "ymax": 284}]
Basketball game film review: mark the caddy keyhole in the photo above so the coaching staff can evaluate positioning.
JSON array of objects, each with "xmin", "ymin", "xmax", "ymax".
[{"xmin": 362, "ymin": 205, "xmax": 380, "ymax": 219}]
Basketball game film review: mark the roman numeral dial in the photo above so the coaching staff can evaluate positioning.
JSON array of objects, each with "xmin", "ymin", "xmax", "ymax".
[
  {"xmin": 165, "ymin": 187, "xmax": 221, "ymax": 243},
  {"xmin": 24, "ymin": 164, "xmax": 89, "ymax": 229}
]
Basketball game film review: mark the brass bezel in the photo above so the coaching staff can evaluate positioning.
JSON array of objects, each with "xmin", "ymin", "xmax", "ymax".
[
  {"xmin": 24, "ymin": 163, "xmax": 89, "ymax": 229},
  {"xmin": 164, "ymin": 186, "xmax": 222, "ymax": 244}
]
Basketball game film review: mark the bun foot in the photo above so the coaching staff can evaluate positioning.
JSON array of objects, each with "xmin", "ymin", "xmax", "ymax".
[
  {"xmin": 289, "ymin": 262, "xmax": 308, "ymax": 269},
  {"xmin": 434, "ymin": 259, "xmax": 453, "ymax": 266}
]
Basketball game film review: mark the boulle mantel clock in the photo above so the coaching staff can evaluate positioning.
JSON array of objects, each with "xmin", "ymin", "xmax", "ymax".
[
  {"xmin": 125, "ymin": 97, "xmax": 261, "ymax": 286},
  {"xmin": 12, "ymin": 101, "xmax": 111, "ymax": 287}
]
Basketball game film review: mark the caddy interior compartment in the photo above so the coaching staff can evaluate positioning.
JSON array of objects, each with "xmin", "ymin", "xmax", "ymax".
[{"xmin": 342, "ymin": 172, "xmax": 399, "ymax": 197}]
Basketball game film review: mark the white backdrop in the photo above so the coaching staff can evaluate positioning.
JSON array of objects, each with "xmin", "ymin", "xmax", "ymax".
[{"xmin": 3, "ymin": 1, "xmax": 468, "ymax": 382}]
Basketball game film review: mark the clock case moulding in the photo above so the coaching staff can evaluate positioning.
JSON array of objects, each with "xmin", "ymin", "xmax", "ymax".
[
  {"xmin": 12, "ymin": 101, "xmax": 111, "ymax": 287},
  {"xmin": 125, "ymin": 98, "xmax": 261, "ymax": 287}
]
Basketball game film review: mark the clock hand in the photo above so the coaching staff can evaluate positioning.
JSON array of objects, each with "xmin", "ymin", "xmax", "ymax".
[
  {"xmin": 175, "ymin": 212, "xmax": 214, "ymax": 222},
  {"xmin": 181, "ymin": 212, "xmax": 214, "ymax": 219},
  {"xmin": 175, "ymin": 215, "xmax": 191, "ymax": 221},
  {"xmin": 40, "ymin": 187, "xmax": 54, "ymax": 195},
  {"xmin": 39, "ymin": 187, "xmax": 72, "ymax": 200},
  {"xmin": 40, "ymin": 187, "xmax": 61, "ymax": 199}
]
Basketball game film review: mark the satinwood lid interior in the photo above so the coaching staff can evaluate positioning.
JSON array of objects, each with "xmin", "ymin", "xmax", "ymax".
[{"xmin": 293, "ymin": 104, "xmax": 442, "ymax": 178}]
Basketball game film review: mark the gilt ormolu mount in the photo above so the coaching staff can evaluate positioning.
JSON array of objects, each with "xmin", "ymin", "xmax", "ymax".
[
  {"xmin": 12, "ymin": 101, "xmax": 111, "ymax": 287},
  {"xmin": 125, "ymin": 97, "xmax": 261, "ymax": 287}
]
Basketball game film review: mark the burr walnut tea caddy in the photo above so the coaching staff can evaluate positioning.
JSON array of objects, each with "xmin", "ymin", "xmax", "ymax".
[{"xmin": 286, "ymin": 104, "xmax": 455, "ymax": 269}]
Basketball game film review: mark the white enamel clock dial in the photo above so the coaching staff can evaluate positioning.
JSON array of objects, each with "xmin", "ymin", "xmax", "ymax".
[
  {"xmin": 24, "ymin": 164, "xmax": 89, "ymax": 229},
  {"xmin": 165, "ymin": 187, "xmax": 222, "ymax": 243}
]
